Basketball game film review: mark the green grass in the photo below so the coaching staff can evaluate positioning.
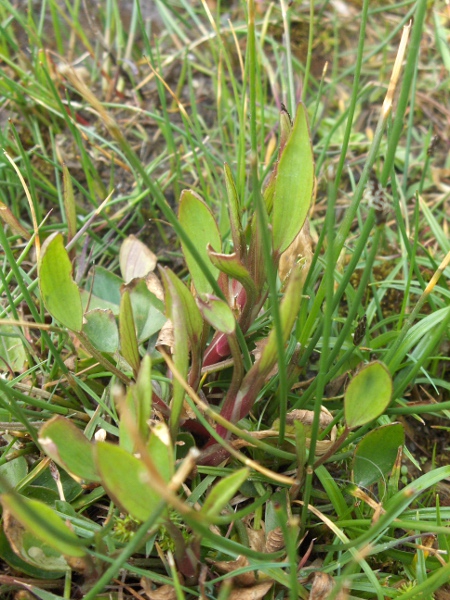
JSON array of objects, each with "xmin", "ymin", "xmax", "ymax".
[{"xmin": 0, "ymin": 0, "xmax": 450, "ymax": 598}]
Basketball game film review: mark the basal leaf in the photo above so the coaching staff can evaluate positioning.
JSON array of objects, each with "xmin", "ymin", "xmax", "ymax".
[
  {"xmin": 353, "ymin": 423, "xmax": 404, "ymax": 488},
  {"xmin": 272, "ymin": 103, "xmax": 314, "ymax": 255},
  {"xmin": 0, "ymin": 493, "xmax": 87, "ymax": 558},
  {"xmin": 178, "ymin": 190, "xmax": 221, "ymax": 294},
  {"xmin": 344, "ymin": 361, "xmax": 393, "ymax": 429},
  {"xmin": 200, "ymin": 468, "xmax": 250, "ymax": 519},
  {"xmin": 39, "ymin": 416, "xmax": 100, "ymax": 483},
  {"xmin": 95, "ymin": 442, "xmax": 164, "ymax": 522},
  {"xmin": 119, "ymin": 289, "xmax": 141, "ymax": 377},
  {"xmin": 83, "ymin": 309, "xmax": 119, "ymax": 353},
  {"xmin": 39, "ymin": 233, "xmax": 83, "ymax": 332}
]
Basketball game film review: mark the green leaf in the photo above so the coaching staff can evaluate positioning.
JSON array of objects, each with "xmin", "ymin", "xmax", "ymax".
[
  {"xmin": 200, "ymin": 468, "xmax": 250, "ymax": 519},
  {"xmin": 196, "ymin": 295, "xmax": 236, "ymax": 335},
  {"xmin": 83, "ymin": 309, "xmax": 119, "ymax": 353},
  {"xmin": 135, "ymin": 354, "xmax": 153, "ymax": 438},
  {"xmin": 0, "ymin": 525, "xmax": 65, "ymax": 578},
  {"xmin": 88, "ymin": 267, "xmax": 123, "ymax": 307},
  {"xmin": 161, "ymin": 267, "xmax": 203, "ymax": 435},
  {"xmin": 147, "ymin": 422, "xmax": 174, "ymax": 483},
  {"xmin": 224, "ymin": 163, "xmax": 246, "ymax": 260},
  {"xmin": 0, "ymin": 456, "xmax": 28, "ymax": 493},
  {"xmin": 353, "ymin": 423, "xmax": 404, "ymax": 488},
  {"xmin": 161, "ymin": 268, "xmax": 204, "ymax": 347},
  {"xmin": 344, "ymin": 361, "xmax": 393, "ymax": 429},
  {"xmin": 0, "ymin": 324, "xmax": 27, "ymax": 372},
  {"xmin": 0, "ymin": 493, "xmax": 87, "ymax": 557},
  {"xmin": 119, "ymin": 289, "xmax": 141, "ymax": 377},
  {"xmin": 38, "ymin": 232, "xmax": 83, "ymax": 331},
  {"xmin": 272, "ymin": 103, "xmax": 314, "ymax": 255},
  {"xmin": 62, "ymin": 164, "xmax": 77, "ymax": 244},
  {"xmin": 119, "ymin": 235, "xmax": 157, "ymax": 283},
  {"xmin": 118, "ymin": 359, "xmax": 154, "ymax": 452},
  {"xmin": 178, "ymin": 189, "xmax": 221, "ymax": 294},
  {"xmin": 95, "ymin": 442, "xmax": 164, "ymax": 522},
  {"xmin": 257, "ymin": 259, "xmax": 305, "ymax": 374},
  {"xmin": 38, "ymin": 416, "xmax": 100, "ymax": 483},
  {"xmin": 128, "ymin": 279, "xmax": 166, "ymax": 341}
]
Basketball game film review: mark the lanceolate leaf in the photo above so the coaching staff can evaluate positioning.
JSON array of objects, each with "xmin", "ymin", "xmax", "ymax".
[
  {"xmin": 200, "ymin": 468, "xmax": 250, "ymax": 519},
  {"xmin": 62, "ymin": 164, "xmax": 77, "ymax": 245},
  {"xmin": 178, "ymin": 190, "xmax": 221, "ymax": 294},
  {"xmin": 95, "ymin": 442, "xmax": 164, "ymax": 522},
  {"xmin": 38, "ymin": 416, "xmax": 100, "ymax": 483},
  {"xmin": 119, "ymin": 289, "xmax": 140, "ymax": 377},
  {"xmin": 224, "ymin": 163, "xmax": 246, "ymax": 260},
  {"xmin": 272, "ymin": 103, "xmax": 314, "ymax": 255},
  {"xmin": 161, "ymin": 268, "xmax": 203, "ymax": 435},
  {"xmin": 39, "ymin": 232, "xmax": 83, "ymax": 332}
]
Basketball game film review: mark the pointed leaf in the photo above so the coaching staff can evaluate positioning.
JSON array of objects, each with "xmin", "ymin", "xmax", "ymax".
[
  {"xmin": 224, "ymin": 163, "xmax": 246, "ymax": 260},
  {"xmin": 95, "ymin": 442, "xmax": 163, "ymax": 522},
  {"xmin": 62, "ymin": 164, "xmax": 77, "ymax": 244},
  {"xmin": 353, "ymin": 423, "xmax": 404, "ymax": 488},
  {"xmin": 200, "ymin": 468, "xmax": 250, "ymax": 519},
  {"xmin": 118, "ymin": 358, "xmax": 154, "ymax": 451},
  {"xmin": 161, "ymin": 268, "xmax": 203, "ymax": 348},
  {"xmin": 344, "ymin": 361, "xmax": 393, "ymax": 429},
  {"xmin": 0, "ymin": 494, "xmax": 86, "ymax": 557},
  {"xmin": 161, "ymin": 268, "xmax": 203, "ymax": 435},
  {"xmin": 147, "ymin": 423, "xmax": 174, "ymax": 483},
  {"xmin": 119, "ymin": 289, "xmax": 140, "ymax": 377},
  {"xmin": 0, "ymin": 199, "xmax": 31, "ymax": 239},
  {"xmin": 178, "ymin": 190, "xmax": 221, "ymax": 294},
  {"xmin": 39, "ymin": 233, "xmax": 83, "ymax": 331},
  {"xmin": 262, "ymin": 108, "xmax": 293, "ymax": 213},
  {"xmin": 272, "ymin": 103, "xmax": 314, "ymax": 254},
  {"xmin": 39, "ymin": 416, "xmax": 100, "ymax": 483}
]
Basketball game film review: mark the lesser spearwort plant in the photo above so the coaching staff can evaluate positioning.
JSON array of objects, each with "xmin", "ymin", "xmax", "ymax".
[{"xmin": 0, "ymin": 0, "xmax": 449, "ymax": 598}]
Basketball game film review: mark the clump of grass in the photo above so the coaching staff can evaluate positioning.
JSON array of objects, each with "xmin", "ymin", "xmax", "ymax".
[{"xmin": 0, "ymin": 0, "xmax": 450, "ymax": 599}]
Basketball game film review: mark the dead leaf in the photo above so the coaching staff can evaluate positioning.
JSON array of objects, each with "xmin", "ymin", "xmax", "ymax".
[
  {"xmin": 286, "ymin": 409, "xmax": 333, "ymax": 429},
  {"xmin": 146, "ymin": 272, "xmax": 165, "ymax": 302},
  {"xmin": 141, "ymin": 578, "xmax": 177, "ymax": 600},
  {"xmin": 228, "ymin": 581, "xmax": 273, "ymax": 600},
  {"xmin": 247, "ymin": 527, "xmax": 265, "ymax": 553},
  {"xmin": 252, "ymin": 338, "xmax": 278, "ymax": 379},
  {"xmin": 211, "ymin": 555, "xmax": 256, "ymax": 587},
  {"xmin": 120, "ymin": 235, "xmax": 157, "ymax": 283},
  {"xmin": 156, "ymin": 319, "xmax": 174, "ymax": 351},
  {"xmin": 279, "ymin": 218, "xmax": 313, "ymax": 282},
  {"xmin": 265, "ymin": 526, "xmax": 285, "ymax": 553},
  {"xmin": 307, "ymin": 572, "xmax": 348, "ymax": 600}
]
